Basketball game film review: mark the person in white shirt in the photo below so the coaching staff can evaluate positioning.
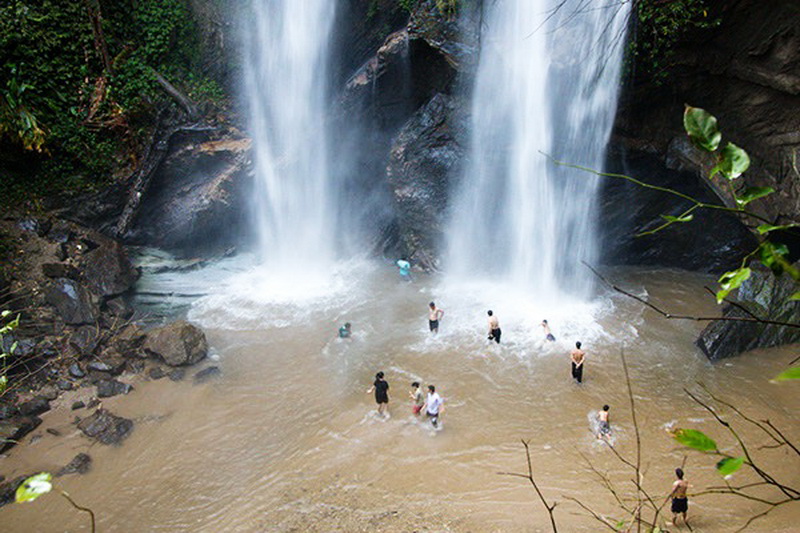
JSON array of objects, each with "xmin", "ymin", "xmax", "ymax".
[{"xmin": 421, "ymin": 384, "xmax": 444, "ymax": 428}]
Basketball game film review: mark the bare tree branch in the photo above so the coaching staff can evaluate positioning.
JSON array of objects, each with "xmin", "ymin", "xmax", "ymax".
[{"xmin": 498, "ymin": 439, "xmax": 559, "ymax": 532}]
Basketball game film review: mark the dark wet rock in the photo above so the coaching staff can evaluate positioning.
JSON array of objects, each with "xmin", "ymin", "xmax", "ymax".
[
  {"xmin": 0, "ymin": 416, "xmax": 42, "ymax": 452},
  {"xmin": 77, "ymin": 408, "xmax": 133, "ymax": 445},
  {"xmin": 87, "ymin": 353, "xmax": 126, "ymax": 376},
  {"xmin": 168, "ymin": 368, "xmax": 186, "ymax": 382},
  {"xmin": 96, "ymin": 379, "xmax": 132, "ymax": 398},
  {"xmin": 71, "ymin": 401, "xmax": 85, "ymax": 410},
  {"xmin": 127, "ymin": 134, "xmax": 252, "ymax": 257},
  {"xmin": 38, "ymin": 385, "xmax": 59, "ymax": 401},
  {"xmin": 193, "ymin": 366, "xmax": 221, "ymax": 384},
  {"xmin": 696, "ymin": 263, "xmax": 800, "ymax": 359},
  {"xmin": 69, "ymin": 362, "xmax": 86, "ymax": 379},
  {"xmin": 86, "ymin": 398, "xmax": 101, "ymax": 409},
  {"xmin": 57, "ymin": 453, "xmax": 92, "ymax": 476},
  {"xmin": 79, "ymin": 238, "xmax": 138, "ymax": 298},
  {"xmin": 384, "ymin": 93, "xmax": 469, "ymax": 270},
  {"xmin": 69, "ymin": 325, "xmax": 100, "ymax": 357},
  {"xmin": 2, "ymin": 335, "xmax": 34, "ymax": 358},
  {"xmin": 143, "ymin": 321, "xmax": 208, "ymax": 366},
  {"xmin": 17, "ymin": 218, "xmax": 39, "ymax": 233},
  {"xmin": 0, "ymin": 404, "xmax": 19, "ymax": 420},
  {"xmin": 599, "ymin": 147, "xmax": 757, "ymax": 273},
  {"xmin": 35, "ymin": 339, "xmax": 59, "ymax": 359},
  {"xmin": 57, "ymin": 379, "xmax": 74, "ymax": 391},
  {"xmin": 19, "ymin": 397, "xmax": 50, "ymax": 417},
  {"xmin": 408, "ymin": 0, "xmax": 480, "ymax": 73},
  {"xmin": 44, "ymin": 279, "xmax": 98, "ymax": 325},
  {"xmin": 55, "ymin": 243, "xmax": 68, "ymax": 261},
  {"xmin": 48, "ymin": 225, "xmax": 73, "ymax": 244},
  {"xmin": 41, "ymin": 262, "xmax": 80, "ymax": 280},
  {"xmin": 112, "ymin": 323, "xmax": 147, "ymax": 356},
  {"xmin": 104, "ymin": 296, "xmax": 134, "ymax": 319},
  {"xmin": 148, "ymin": 367, "xmax": 166, "ymax": 380},
  {"xmin": 0, "ymin": 476, "xmax": 27, "ymax": 507},
  {"xmin": 46, "ymin": 428, "xmax": 61, "ymax": 436},
  {"xmin": 126, "ymin": 359, "xmax": 145, "ymax": 374}
]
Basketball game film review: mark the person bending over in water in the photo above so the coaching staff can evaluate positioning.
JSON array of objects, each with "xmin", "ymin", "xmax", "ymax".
[
  {"xmin": 669, "ymin": 468, "xmax": 690, "ymax": 528},
  {"xmin": 597, "ymin": 405, "xmax": 611, "ymax": 440},
  {"xmin": 396, "ymin": 259, "xmax": 412, "ymax": 282},
  {"xmin": 428, "ymin": 302, "xmax": 444, "ymax": 333},
  {"xmin": 487, "ymin": 310, "xmax": 501, "ymax": 344},
  {"xmin": 410, "ymin": 381, "xmax": 424, "ymax": 415},
  {"xmin": 421, "ymin": 384, "xmax": 444, "ymax": 428},
  {"xmin": 541, "ymin": 319, "xmax": 555, "ymax": 342},
  {"xmin": 338, "ymin": 322, "xmax": 352, "ymax": 339},
  {"xmin": 570, "ymin": 341, "xmax": 585, "ymax": 383},
  {"xmin": 366, "ymin": 371, "xmax": 389, "ymax": 416}
]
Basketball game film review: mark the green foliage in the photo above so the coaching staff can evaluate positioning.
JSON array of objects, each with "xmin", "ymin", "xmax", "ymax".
[
  {"xmin": 716, "ymin": 456, "xmax": 745, "ymax": 476},
  {"xmin": 0, "ymin": 0, "xmax": 218, "ymax": 204},
  {"xmin": 672, "ymin": 428, "xmax": 717, "ymax": 452},
  {"xmin": 716, "ymin": 267, "xmax": 751, "ymax": 303},
  {"xmin": 631, "ymin": 0, "xmax": 720, "ymax": 84},
  {"xmin": 0, "ymin": 310, "xmax": 21, "ymax": 396},
  {"xmin": 774, "ymin": 366, "xmax": 800, "ymax": 381},
  {"xmin": 683, "ymin": 106, "xmax": 721, "ymax": 152},
  {"xmin": 715, "ymin": 142, "xmax": 750, "ymax": 181},
  {"xmin": 15, "ymin": 473, "xmax": 52, "ymax": 503},
  {"xmin": 398, "ymin": 0, "xmax": 459, "ymax": 16}
]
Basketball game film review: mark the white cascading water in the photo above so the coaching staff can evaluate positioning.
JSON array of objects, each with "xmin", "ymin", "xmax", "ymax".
[
  {"xmin": 447, "ymin": 0, "xmax": 630, "ymax": 304},
  {"xmin": 242, "ymin": 0, "xmax": 337, "ymax": 273}
]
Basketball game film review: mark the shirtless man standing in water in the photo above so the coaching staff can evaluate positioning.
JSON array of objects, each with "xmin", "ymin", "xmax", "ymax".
[
  {"xmin": 570, "ymin": 341, "xmax": 585, "ymax": 383},
  {"xmin": 669, "ymin": 468, "xmax": 690, "ymax": 527},
  {"xmin": 428, "ymin": 302, "xmax": 444, "ymax": 333},
  {"xmin": 487, "ymin": 310, "xmax": 501, "ymax": 344}
]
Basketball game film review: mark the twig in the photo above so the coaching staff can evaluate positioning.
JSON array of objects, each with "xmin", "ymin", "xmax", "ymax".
[
  {"xmin": 498, "ymin": 439, "xmax": 559, "ymax": 532},
  {"xmin": 59, "ymin": 490, "xmax": 96, "ymax": 533}
]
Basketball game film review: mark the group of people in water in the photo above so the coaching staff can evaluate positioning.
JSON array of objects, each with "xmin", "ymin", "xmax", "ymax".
[{"xmin": 339, "ymin": 268, "xmax": 691, "ymax": 528}]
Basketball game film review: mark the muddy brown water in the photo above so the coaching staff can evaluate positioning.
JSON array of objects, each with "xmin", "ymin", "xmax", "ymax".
[{"xmin": 2, "ymin": 264, "xmax": 798, "ymax": 532}]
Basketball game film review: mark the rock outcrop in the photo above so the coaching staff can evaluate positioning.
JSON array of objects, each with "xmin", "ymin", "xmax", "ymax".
[
  {"xmin": 77, "ymin": 408, "xmax": 133, "ymax": 446},
  {"xmin": 696, "ymin": 263, "xmax": 800, "ymax": 360},
  {"xmin": 385, "ymin": 93, "xmax": 469, "ymax": 270}
]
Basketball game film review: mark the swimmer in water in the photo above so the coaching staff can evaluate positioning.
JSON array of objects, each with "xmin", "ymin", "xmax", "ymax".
[
  {"xmin": 541, "ymin": 319, "xmax": 555, "ymax": 342},
  {"xmin": 428, "ymin": 302, "xmax": 444, "ymax": 334},
  {"xmin": 597, "ymin": 405, "xmax": 611, "ymax": 440},
  {"xmin": 571, "ymin": 341, "xmax": 585, "ymax": 383},
  {"xmin": 338, "ymin": 322, "xmax": 352, "ymax": 339},
  {"xmin": 487, "ymin": 310, "xmax": 501, "ymax": 344},
  {"xmin": 366, "ymin": 371, "xmax": 389, "ymax": 416},
  {"xmin": 410, "ymin": 381, "xmax": 424, "ymax": 415}
]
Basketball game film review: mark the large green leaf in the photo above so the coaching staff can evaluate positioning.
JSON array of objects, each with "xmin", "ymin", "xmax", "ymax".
[
  {"xmin": 660, "ymin": 214, "xmax": 694, "ymax": 223},
  {"xmin": 789, "ymin": 292, "xmax": 800, "ymax": 301},
  {"xmin": 716, "ymin": 267, "xmax": 751, "ymax": 303},
  {"xmin": 759, "ymin": 242, "xmax": 791, "ymax": 276},
  {"xmin": 736, "ymin": 186, "xmax": 773, "ymax": 207},
  {"xmin": 673, "ymin": 428, "xmax": 717, "ymax": 452},
  {"xmin": 716, "ymin": 143, "xmax": 750, "ymax": 180},
  {"xmin": 684, "ymin": 106, "xmax": 722, "ymax": 152},
  {"xmin": 774, "ymin": 366, "xmax": 800, "ymax": 382},
  {"xmin": 716, "ymin": 456, "xmax": 745, "ymax": 476},
  {"xmin": 15, "ymin": 473, "xmax": 52, "ymax": 503}
]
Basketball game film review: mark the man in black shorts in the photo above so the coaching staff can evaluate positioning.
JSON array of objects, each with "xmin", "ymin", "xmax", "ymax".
[
  {"xmin": 487, "ymin": 310, "xmax": 501, "ymax": 344},
  {"xmin": 428, "ymin": 302, "xmax": 444, "ymax": 334},
  {"xmin": 670, "ymin": 468, "xmax": 689, "ymax": 527}
]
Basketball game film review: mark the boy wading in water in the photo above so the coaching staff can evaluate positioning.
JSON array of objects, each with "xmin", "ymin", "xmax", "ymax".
[
  {"xmin": 669, "ymin": 468, "xmax": 690, "ymax": 528},
  {"xmin": 428, "ymin": 302, "xmax": 444, "ymax": 333},
  {"xmin": 366, "ymin": 372, "xmax": 389, "ymax": 416},
  {"xmin": 410, "ymin": 381, "xmax": 424, "ymax": 415},
  {"xmin": 597, "ymin": 404, "xmax": 611, "ymax": 440},
  {"xmin": 421, "ymin": 384, "xmax": 444, "ymax": 428},
  {"xmin": 338, "ymin": 322, "xmax": 351, "ymax": 339},
  {"xmin": 487, "ymin": 310, "xmax": 501, "ymax": 344},
  {"xmin": 570, "ymin": 341, "xmax": 585, "ymax": 383},
  {"xmin": 541, "ymin": 319, "xmax": 555, "ymax": 342}
]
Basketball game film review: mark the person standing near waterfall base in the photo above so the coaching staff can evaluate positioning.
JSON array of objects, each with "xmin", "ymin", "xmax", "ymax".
[
  {"xmin": 487, "ymin": 310, "xmax": 501, "ymax": 344},
  {"xmin": 669, "ymin": 468, "xmax": 690, "ymax": 528},
  {"xmin": 570, "ymin": 342, "xmax": 585, "ymax": 383},
  {"xmin": 428, "ymin": 302, "xmax": 444, "ymax": 333}
]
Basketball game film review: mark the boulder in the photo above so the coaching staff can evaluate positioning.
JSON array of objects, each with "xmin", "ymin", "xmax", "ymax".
[
  {"xmin": 384, "ymin": 93, "xmax": 469, "ymax": 269},
  {"xmin": 41, "ymin": 262, "xmax": 80, "ymax": 280},
  {"xmin": 168, "ymin": 368, "xmax": 186, "ymax": 382},
  {"xmin": 143, "ymin": 321, "xmax": 208, "ymax": 366},
  {"xmin": 0, "ymin": 476, "xmax": 27, "ymax": 508},
  {"xmin": 148, "ymin": 367, "xmax": 166, "ymax": 380},
  {"xmin": 57, "ymin": 453, "xmax": 92, "ymax": 476},
  {"xmin": 696, "ymin": 263, "xmax": 800, "ymax": 359},
  {"xmin": 44, "ymin": 279, "xmax": 98, "ymax": 325},
  {"xmin": 56, "ymin": 379, "xmax": 73, "ymax": 391},
  {"xmin": 104, "ymin": 296, "xmax": 134, "ymax": 319},
  {"xmin": 0, "ymin": 416, "xmax": 42, "ymax": 452},
  {"xmin": 87, "ymin": 351, "xmax": 126, "ymax": 376},
  {"xmin": 0, "ymin": 404, "xmax": 19, "ymax": 420},
  {"xmin": 71, "ymin": 401, "xmax": 85, "ymax": 410},
  {"xmin": 19, "ymin": 397, "xmax": 50, "ymax": 417},
  {"xmin": 78, "ymin": 237, "xmax": 138, "ymax": 298},
  {"xmin": 112, "ymin": 323, "xmax": 147, "ymax": 356},
  {"xmin": 38, "ymin": 386, "xmax": 59, "ymax": 401},
  {"xmin": 96, "ymin": 379, "xmax": 132, "ymax": 398},
  {"xmin": 68, "ymin": 362, "xmax": 86, "ymax": 378},
  {"xmin": 68, "ymin": 325, "xmax": 100, "ymax": 357},
  {"xmin": 77, "ymin": 408, "xmax": 133, "ymax": 445}
]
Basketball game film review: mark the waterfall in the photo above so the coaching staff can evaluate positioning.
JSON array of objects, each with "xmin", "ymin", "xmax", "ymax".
[
  {"xmin": 447, "ymin": 0, "xmax": 630, "ymax": 303},
  {"xmin": 242, "ymin": 0, "xmax": 337, "ymax": 272}
]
